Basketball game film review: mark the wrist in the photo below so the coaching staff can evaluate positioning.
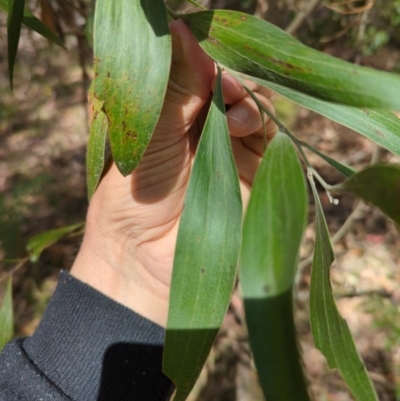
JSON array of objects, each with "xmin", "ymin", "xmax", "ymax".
[{"xmin": 70, "ymin": 231, "xmax": 170, "ymax": 327}]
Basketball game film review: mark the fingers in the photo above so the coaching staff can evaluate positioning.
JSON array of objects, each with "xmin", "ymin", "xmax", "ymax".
[
  {"xmin": 151, "ymin": 20, "xmax": 216, "ymax": 141},
  {"xmin": 212, "ymin": 71, "xmax": 273, "ymax": 104},
  {"xmin": 226, "ymin": 92, "xmax": 278, "ymax": 139},
  {"xmin": 218, "ymin": 73, "xmax": 278, "ymax": 189},
  {"xmin": 211, "ymin": 71, "xmax": 277, "ymax": 139}
]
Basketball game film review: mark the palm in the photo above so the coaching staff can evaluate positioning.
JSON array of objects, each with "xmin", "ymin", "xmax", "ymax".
[{"xmin": 82, "ymin": 21, "xmax": 276, "ymax": 317}]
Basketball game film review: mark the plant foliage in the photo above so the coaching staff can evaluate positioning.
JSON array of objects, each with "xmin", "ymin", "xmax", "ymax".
[
  {"xmin": 2, "ymin": 1, "xmax": 400, "ymax": 399},
  {"xmin": 163, "ymin": 69, "xmax": 242, "ymax": 401},
  {"xmin": 0, "ymin": 278, "xmax": 13, "ymax": 352}
]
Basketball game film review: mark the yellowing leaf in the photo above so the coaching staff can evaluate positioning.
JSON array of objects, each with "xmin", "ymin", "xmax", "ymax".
[{"xmin": 93, "ymin": 0, "xmax": 171, "ymax": 176}]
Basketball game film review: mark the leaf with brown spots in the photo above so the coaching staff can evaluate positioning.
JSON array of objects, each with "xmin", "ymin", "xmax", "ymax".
[
  {"xmin": 183, "ymin": 10, "xmax": 400, "ymax": 109},
  {"xmin": 93, "ymin": 0, "xmax": 171, "ymax": 176},
  {"xmin": 87, "ymin": 84, "xmax": 108, "ymax": 200}
]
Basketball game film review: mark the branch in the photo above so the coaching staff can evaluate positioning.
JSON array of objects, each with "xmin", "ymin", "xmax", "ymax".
[
  {"xmin": 286, "ymin": 0, "xmax": 321, "ymax": 36},
  {"xmin": 0, "ymin": 257, "xmax": 29, "ymax": 283}
]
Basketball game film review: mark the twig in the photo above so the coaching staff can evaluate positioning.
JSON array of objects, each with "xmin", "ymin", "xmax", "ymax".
[
  {"xmin": 298, "ymin": 142, "xmax": 380, "ymax": 271},
  {"xmin": 336, "ymin": 289, "xmax": 393, "ymax": 299},
  {"xmin": 0, "ymin": 257, "xmax": 29, "ymax": 283},
  {"xmin": 184, "ymin": 0, "xmax": 207, "ymax": 10},
  {"xmin": 355, "ymin": 7, "xmax": 371, "ymax": 65},
  {"xmin": 167, "ymin": 7, "xmax": 179, "ymax": 19},
  {"xmin": 228, "ymin": 71, "xmax": 313, "ymax": 168},
  {"xmin": 325, "ymin": 0, "xmax": 374, "ymax": 15},
  {"xmin": 286, "ymin": 0, "xmax": 322, "ymax": 36}
]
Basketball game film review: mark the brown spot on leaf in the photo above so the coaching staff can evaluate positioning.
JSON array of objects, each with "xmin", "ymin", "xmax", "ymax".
[
  {"xmin": 126, "ymin": 131, "xmax": 138, "ymax": 141},
  {"xmin": 270, "ymin": 58, "xmax": 306, "ymax": 72},
  {"xmin": 263, "ymin": 285, "xmax": 270, "ymax": 294},
  {"xmin": 207, "ymin": 36, "xmax": 219, "ymax": 45},
  {"xmin": 107, "ymin": 72, "xmax": 111, "ymax": 78},
  {"xmin": 374, "ymin": 129, "xmax": 384, "ymax": 137},
  {"xmin": 240, "ymin": 15, "xmax": 247, "ymax": 21},
  {"xmin": 216, "ymin": 171, "xmax": 221, "ymax": 179},
  {"xmin": 201, "ymin": 268, "xmax": 205, "ymax": 274}
]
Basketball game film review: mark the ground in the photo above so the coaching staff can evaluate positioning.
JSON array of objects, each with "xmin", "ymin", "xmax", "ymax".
[{"xmin": 1, "ymin": 9, "xmax": 400, "ymax": 401}]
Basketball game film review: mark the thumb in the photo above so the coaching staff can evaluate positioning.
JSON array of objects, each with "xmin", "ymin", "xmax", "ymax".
[{"xmin": 154, "ymin": 20, "xmax": 216, "ymax": 137}]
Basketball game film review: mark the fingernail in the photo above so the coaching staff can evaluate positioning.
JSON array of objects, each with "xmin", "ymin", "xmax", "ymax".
[{"xmin": 228, "ymin": 106, "xmax": 249, "ymax": 125}]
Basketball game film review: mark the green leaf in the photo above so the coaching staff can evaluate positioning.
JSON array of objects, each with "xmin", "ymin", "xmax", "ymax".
[
  {"xmin": 163, "ymin": 68, "xmax": 242, "ymax": 401},
  {"xmin": 26, "ymin": 223, "xmax": 84, "ymax": 262},
  {"xmin": 239, "ymin": 132, "xmax": 309, "ymax": 401},
  {"xmin": 182, "ymin": 10, "xmax": 400, "ymax": 110},
  {"xmin": 93, "ymin": 0, "xmax": 171, "ymax": 176},
  {"xmin": 334, "ymin": 164, "xmax": 400, "ymax": 225},
  {"xmin": 87, "ymin": 85, "xmax": 108, "ymax": 200},
  {"xmin": 0, "ymin": 0, "xmax": 64, "ymax": 48},
  {"xmin": 7, "ymin": 0, "xmax": 25, "ymax": 88},
  {"xmin": 308, "ymin": 174, "xmax": 378, "ymax": 401},
  {"xmin": 0, "ymin": 277, "xmax": 13, "ymax": 351},
  {"xmin": 256, "ymin": 81, "xmax": 400, "ymax": 159},
  {"xmin": 300, "ymin": 141, "xmax": 356, "ymax": 178}
]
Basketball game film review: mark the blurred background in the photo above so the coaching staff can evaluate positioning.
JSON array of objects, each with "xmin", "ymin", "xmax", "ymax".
[{"xmin": 1, "ymin": 0, "xmax": 400, "ymax": 399}]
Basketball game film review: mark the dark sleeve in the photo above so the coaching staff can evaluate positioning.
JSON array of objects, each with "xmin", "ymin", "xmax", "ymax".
[{"xmin": 0, "ymin": 271, "xmax": 174, "ymax": 401}]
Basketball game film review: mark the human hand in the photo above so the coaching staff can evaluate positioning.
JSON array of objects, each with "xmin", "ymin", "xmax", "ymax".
[{"xmin": 71, "ymin": 20, "xmax": 277, "ymax": 327}]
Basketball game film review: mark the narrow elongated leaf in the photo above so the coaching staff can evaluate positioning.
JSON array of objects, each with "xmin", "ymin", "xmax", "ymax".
[
  {"xmin": 300, "ymin": 141, "xmax": 356, "ymax": 178},
  {"xmin": 26, "ymin": 223, "xmax": 84, "ymax": 262},
  {"xmin": 309, "ymin": 174, "xmax": 378, "ymax": 401},
  {"xmin": 7, "ymin": 0, "xmax": 25, "ymax": 87},
  {"xmin": 334, "ymin": 164, "xmax": 400, "ymax": 225},
  {"xmin": 87, "ymin": 85, "xmax": 108, "ymax": 200},
  {"xmin": 93, "ymin": 0, "xmax": 171, "ymax": 176},
  {"xmin": 0, "ymin": 0, "xmax": 64, "ymax": 47},
  {"xmin": 256, "ymin": 81, "xmax": 400, "ymax": 158},
  {"xmin": 163, "ymin": 69, "xmax": 242, "ymax": 401},
  {"xmin": 240, "ymin": 132, "xmax": 309, "ymax": 401},
  {"xmin": 0, "ymin": 278, "xmax": 13, "ymax": 351},
  {"xmin": 182, "ymin": 10, "xmax": 400, "ymax": 109}
]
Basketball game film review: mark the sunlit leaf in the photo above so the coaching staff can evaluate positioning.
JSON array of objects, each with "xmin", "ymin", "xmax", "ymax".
[
  {"xmin": 7, "ymin": 0, "xmax": 25, "ymax": 88},
  {"xmin": 300, "ymin": 141, "xmax": 356, "ymax": 178},
  {"xmin": 0, "ymin": 0, "xmax": 64, "ymax": 48},
  {"xmin": 183, "ymin": 10, "xmax": 400, "ymax": 109},
  {"xmin": 0, "ymin": 278, "xmax": 13, "ymax": 351},
  {"xmin": 240, "ymin": 132, "xmax": 309, "ymax": 401},
  {"xmin": 254, "ymin": 81, "xmax": 400, "ymax": 159},
  {"xmin": 87, "ymin": 84, "xmax": 108, "ymax": 200},
  {"xmin": 308, "ymin": 174, "xmax": 379, "ymax": 401},
  {"xmin": 334, "ymin": 164, "xmax": 400, "ymax": 225},
  {"xmin": 163, "ymin": 69, "xmax": 242, "ymax": 401},
  {"xmin": 26, "ymin": 223, "xmax": 84, "ymax": 262},
  {"xmin": 93, "ymin": 0, "xmax": 171, "ymax": 176}
]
